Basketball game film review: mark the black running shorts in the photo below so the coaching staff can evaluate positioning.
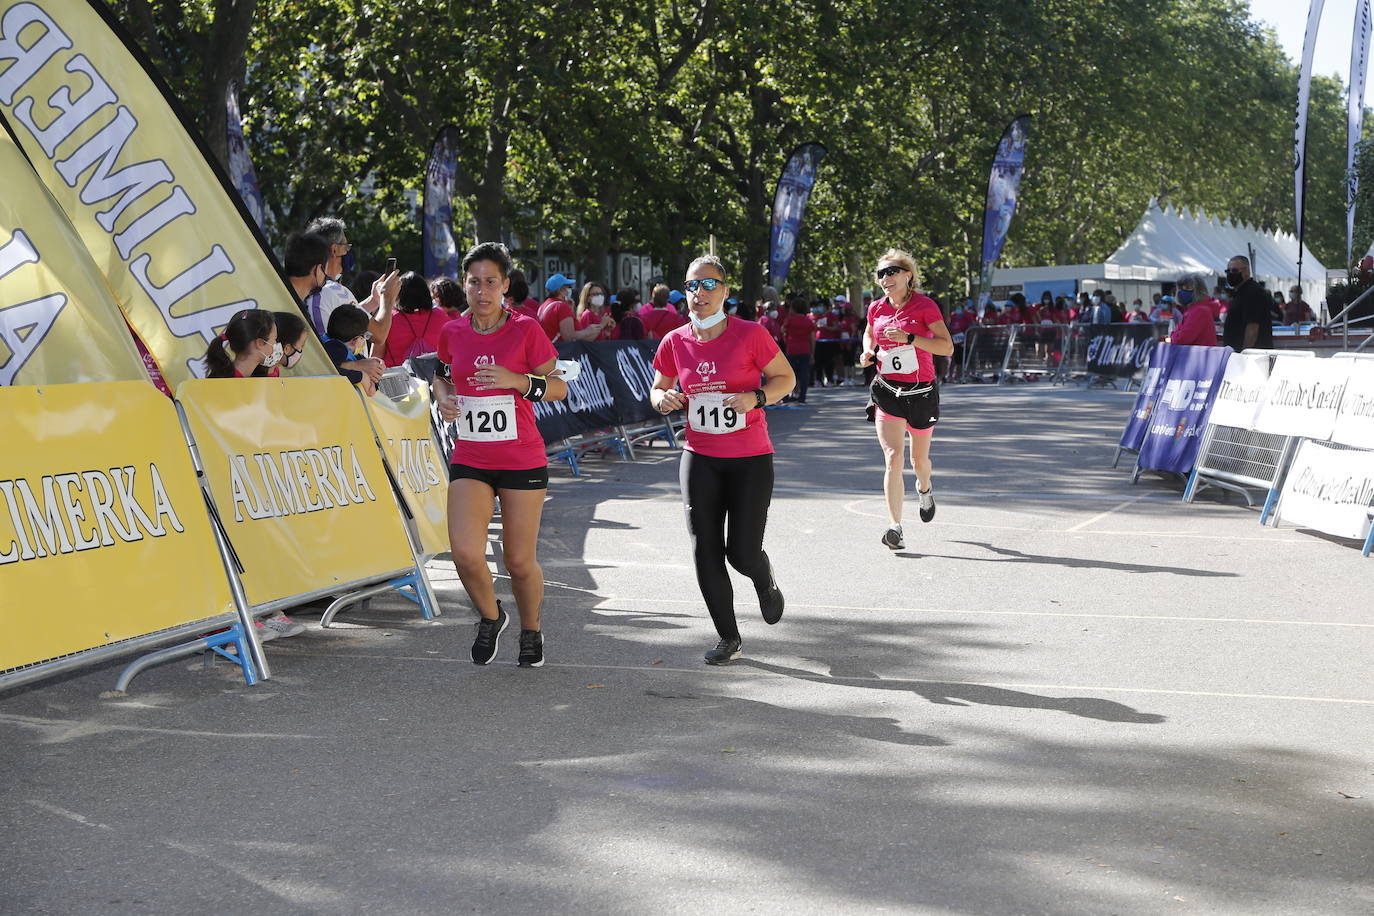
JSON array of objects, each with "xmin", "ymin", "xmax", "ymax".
[{"xmin": 450, "ymin": 463, "xmax": 549, "ymax": 490}]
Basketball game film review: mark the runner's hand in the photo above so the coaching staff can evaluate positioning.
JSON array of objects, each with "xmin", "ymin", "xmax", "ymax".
[
  {"xmin": 473, "ymin": 364, "xmax": 523, "ymax": 392},
  {"xmin": 437, "ymin": 395, "xmax": 462, "ymax": 422},
  {"xmin": 656, "ymin": 389, "xmax": 686, "ymax": 413},
  {"xmin": 722, "ymin": 392, "xmax": 755, "ymax": 413},
  {"xmin": 859, "ymin": 349, "xmax": 875, "ymax": 368},
  {"xmin": 882, "ymin": 326, "xmax": 907, "ymax": 343}
]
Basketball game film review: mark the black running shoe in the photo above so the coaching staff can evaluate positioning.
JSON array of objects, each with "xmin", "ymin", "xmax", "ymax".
[
  {"xmin": 518, "ymin": 629, "xmax": 544, "ymax": 668},
  {"xmin": 757, "ymin": 554, "xmax": 784, "ymax": 625},
  {"xmin": 471, "ymin": 604, "xmax": 509, "ymax": 665},
  {"xmin": 704, "ymin": 637, "xmax": 742, "ymax": 665},
  {"xmin": 881, "ymin": 525, "xmax": 905, "ymax": 550},
  {"xmin": 918, "ymin": 487, "xmax": 936, "ymax": 523}
]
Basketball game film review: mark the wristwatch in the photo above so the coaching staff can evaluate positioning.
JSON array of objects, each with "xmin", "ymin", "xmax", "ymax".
[{"xmin": 753, "ymin": 388, "xmax": 766, "ymax": 409}]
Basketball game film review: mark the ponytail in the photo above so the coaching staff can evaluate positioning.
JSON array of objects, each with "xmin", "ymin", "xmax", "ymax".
[{"xmin": 203, "ymin": 309, "xmax": 275, "ymax": 378}]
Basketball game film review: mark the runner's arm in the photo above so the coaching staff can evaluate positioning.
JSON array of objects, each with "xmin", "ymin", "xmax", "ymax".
[
  {"xmin": 724, "ymin": 352, "xmax": 795, "ymax": 412},
  {"xmin": 431, "ymin": 373, "xmax": 460, "ymax": 421},
  {"xmin": 650, "ymin": 371, "xmax": 686, "ymax": 412},
  {"xmin": 912, "ymin": 320, "xmax": 954, "ymax": 357}
]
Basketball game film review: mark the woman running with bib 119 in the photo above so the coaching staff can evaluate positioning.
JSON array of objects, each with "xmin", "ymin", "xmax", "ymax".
[
  {"xmin": 650, "ymin": 255, "xmax": 795, "ymax": 665},
  {"xmin": 860, "ymin": 248, "xmax": 953, "ymax": 551},
  {"xmin": 431, "ymin": 242, "xmax": 567, "ymax": 668}
]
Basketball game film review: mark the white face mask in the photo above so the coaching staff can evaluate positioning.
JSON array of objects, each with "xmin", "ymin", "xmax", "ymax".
[
  {"xmin": 767, "ymin": 309, "xmax": 779, "ymax": 319},
  {"xmin": 590, "ymin": 295, "xmax": 605, "ymax": 307},
  {"xmin": 260, "ymin": 340, "xmax": 283, "ymax": 368},
  {"xmin": 283, "ymin": 349, "xmax": 304, "ymax": 369},
  {"xmin": 689, "ymin": 309, "xmax": 727, "ymax": 331}
]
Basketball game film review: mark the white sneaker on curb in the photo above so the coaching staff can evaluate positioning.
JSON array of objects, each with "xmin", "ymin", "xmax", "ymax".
[{"xmin": 260, "ymin": 613, "xmax": 305, "ymax": 638}]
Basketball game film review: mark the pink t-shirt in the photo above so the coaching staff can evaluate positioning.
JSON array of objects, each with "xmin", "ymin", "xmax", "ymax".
[
  {"xmin": 382, "ymin": 308, "xmax": 452, "ymax": 367},
  {"xmin": 437, "ymin": 311, "xmax": 558, "ymax": 470},
  {"xmin": 576, "ymin": 308, "xmax": 615, "ymax": 340},
  {"xmin": 782, "ymin": 314, "xmax": 815, "ymax": 355},
  {"xmin": 642, "ymin": 306, "xmax": 685, "ymax": 339},
  {"xmin": 653, "ymin": 318, "xmax": 781, "ymax": 458},
  {"xmin": 537, "ymin": 298, "xmax": 573, "ymax": 341},
  {"xmin": 867, "ymin": 294, "xmax": 944, "ymax": 383}
]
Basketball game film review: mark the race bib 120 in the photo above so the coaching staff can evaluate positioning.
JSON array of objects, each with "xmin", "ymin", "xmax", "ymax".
[
  {"xmin": 457, "ymin": 394, "xmax": 517, "ymax": 442},
  {"xmin": 689, "ymin": 392, "xmax": 744, "ymax": 435}
]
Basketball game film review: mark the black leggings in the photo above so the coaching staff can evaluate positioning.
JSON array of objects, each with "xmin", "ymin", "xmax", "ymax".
[{"xmin": 679, "ymin": 451, "xmax": 775, "ymax": 640}]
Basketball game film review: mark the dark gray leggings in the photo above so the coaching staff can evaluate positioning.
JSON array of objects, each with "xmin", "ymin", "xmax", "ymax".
[{"xmin": 679, "ymin": 451, "xmax": 775, "ymax": 640}]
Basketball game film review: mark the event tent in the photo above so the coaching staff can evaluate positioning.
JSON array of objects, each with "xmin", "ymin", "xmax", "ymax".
[{"xmin": 991, "ymin": 201, "xmax": 1329, "ymax": 310}]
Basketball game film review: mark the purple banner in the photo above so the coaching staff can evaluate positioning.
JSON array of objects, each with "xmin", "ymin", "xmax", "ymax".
[
  {"xmin": 423, "ymin": 125, "xmax": 461, "ymax": 280},
  {"xmin": 979, "ymin": 115, "xmax": 1031, "ymax": 299},
  {"xmin": 768, "ymin": 142, "xmax": 827, "ymax": 288},
  {"xmin": 225, "ymin": 82, "xmax": 264, "ymax": 230},
  {"xmin": 1136, "ymin": 346, "xmax": 1232, "ymax": 474},
  {"xmin": 1119, "ymin": 343, "xmax": 1176, "ymax": 452}
]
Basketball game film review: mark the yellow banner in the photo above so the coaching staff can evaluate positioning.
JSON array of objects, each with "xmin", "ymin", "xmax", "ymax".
[
  {"xmin": 1, "ymin": 128, "xmax": 146, "ymax": 385},
  {"xmin": 364, "ymin": 386, "xmax": 450, "ymax": 557},
  {"xmin": 177, "ymin": 376, "xmax": 415, "ymax": 606},
  {"xmin": 1, "ymin": 381, "xmax": 233, "ymax": 671},
  {"xmin": 0, "ymin": 0, "xmax": 334, "ymax": 388}
]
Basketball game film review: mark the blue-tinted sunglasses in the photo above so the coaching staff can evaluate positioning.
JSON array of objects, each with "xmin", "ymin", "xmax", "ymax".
[{"xmin": 684, "ymin": 278, "xmax": 725, "ymax": 293}]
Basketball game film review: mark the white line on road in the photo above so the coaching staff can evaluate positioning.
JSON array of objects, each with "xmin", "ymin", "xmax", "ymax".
[
  {"xmin": 26, "ymin": 800, "xmax": 113, "ymax": 830},
  {"xmin": 1065, "ymin": 494, "xmax": 1150, "ymax": 532}
]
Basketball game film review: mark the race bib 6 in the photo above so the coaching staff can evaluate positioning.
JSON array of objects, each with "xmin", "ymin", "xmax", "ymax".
[{"xmin": 878, "ymin": 344, "xmax": 918, "ymax": 376}]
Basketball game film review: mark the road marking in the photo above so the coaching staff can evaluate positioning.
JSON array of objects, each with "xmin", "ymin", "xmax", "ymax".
[
  {"xmin": 0, "ymin": 712, "xmax": 322, "ymax": 741},
  {"xmin": 588, "ymin": 597, "xmax": 1374, "ymax": 629},
  {"xmin": 26, "ymin": 800, "xmax": 113, "ymax": 830},
  {"xmin": 268, "ymin": 652, "xmax": 1374, "ymax": 707},
  {"xmin": 1065, "ymin": 494, "xmax": 1150, "ymax": 531}
]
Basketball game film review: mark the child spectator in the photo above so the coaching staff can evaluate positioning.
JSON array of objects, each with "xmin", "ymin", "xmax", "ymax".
[
  {"xmin": 271, "ymin": 310, "xmax": 314, "ymax": 371},
  {"xmin": 202, "ymin": 309, "xmax": 281, "ymax": 378},
  {"xmin": 325, "ymin": 305, "xmax": 379, "ymax": 395}
]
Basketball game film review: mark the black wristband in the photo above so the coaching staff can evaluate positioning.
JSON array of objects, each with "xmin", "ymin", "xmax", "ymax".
[
  {"xmin": 523, "ymin": 374, "xmax": 548, "ymax": 402},
  {"xmin": 906, "ymin": 333, "xmax": 915, "ymax": 344},
  {"xmin": 436, "ymin": 360, "xmax": 452, "ymax": 380},
  {"xmin": 753, "ymin": 388, "xmax": 766, "ymax": 409}
]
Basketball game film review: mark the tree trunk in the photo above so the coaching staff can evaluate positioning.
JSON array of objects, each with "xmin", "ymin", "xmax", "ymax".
[{"xmin": 200, "ymin": 0, "xmax": 257, "ymax": 169}]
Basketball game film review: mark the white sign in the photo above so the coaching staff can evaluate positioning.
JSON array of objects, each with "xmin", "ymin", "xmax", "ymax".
[
  {"xmin": 1253, "ymin": 357, "xmax": 1351, "ymax": 440},
  {"xmin": 1207, "ymin": 352, "xmax": 1269, "ymax": 429},
  {"xmin": 1277, "ymin": 440, "xmax": 1374, "ymax": 541},
  {"xmin": 1332, "ymin": 359, "xmax": 1374, "ymax": 449}
]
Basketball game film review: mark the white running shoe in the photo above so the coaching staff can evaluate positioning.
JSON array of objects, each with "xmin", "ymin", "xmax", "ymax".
[
  {"xmin": 260, "ymin": 613, "xmax": 305, "ymax": 638},
  {"xmin": 918, "ymin": 487, "xmax": 936, "ymax": 523},
  {"xmin": 881, "ymin": 525, "xmax": 905, "ymax": 550}
]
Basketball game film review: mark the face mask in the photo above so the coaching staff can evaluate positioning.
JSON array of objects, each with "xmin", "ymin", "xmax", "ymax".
[
  {"xmin": 689, "ymin": 309, "xmax": 727, "ymax": 331},
  {"xmin": 1224, "ymin": 269, "xmax": 1242, "ymax": 287},
  {"xmin": 590, "ymin": 295, "xmax": 605, "ymax": 307},
  {"xmin": 767, "ymin": 309, "xmax": 779, "ymax": 320},
  {"xmin": 260, "ymin": 340, "xmax": 283, "ymax": 368},
  {"xmin": 1177, "ymin": 290, "xmax": 1194, "ymax": 305},
  {"xmin": 283, "ymin": 349, "xmax": 304, "ymax": 369}
]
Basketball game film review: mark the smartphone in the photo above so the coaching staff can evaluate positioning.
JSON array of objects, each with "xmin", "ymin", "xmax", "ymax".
[{"xmin": 385, "ymin": 257, "xmax": 397, "ymax": 274}]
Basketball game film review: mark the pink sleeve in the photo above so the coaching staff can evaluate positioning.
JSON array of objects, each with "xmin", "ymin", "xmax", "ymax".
[
  {"xmin": 437, "ymin": 324, "xmax": 453, "ymax": 366},
  {"xmin": 653, "ymin": 334, "xmax": 678, "ymax": 376},
  {"xmin": 751, "ymin": 323, "xmax": 781, "ymax": 368},
  {"xmin": 527, "ymin": 322, "xmax": 558, "ymax": 369},
  {"xmin": 919, "ymin": 299, "xmax": 944, "ymax": 328}
]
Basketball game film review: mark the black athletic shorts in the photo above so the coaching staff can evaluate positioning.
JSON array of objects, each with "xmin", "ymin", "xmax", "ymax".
[
  {"xmin": 450, "ymin": 463, "xmax": 549, "ymax": 490},
  {"xmin": 866, "ymin": 377, "xmax": 940, "ymax": 430}
]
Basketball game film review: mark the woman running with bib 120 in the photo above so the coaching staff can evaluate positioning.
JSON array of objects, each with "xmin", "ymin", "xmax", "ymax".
[
  {"xmin": 860, "ymin": 248, "xmax": 953, "ymax": 551},
  {"xmin": 431, "ymin": 242, "xmax": 568, "ymax": 668},
  {"xmin": 650, "ymin": 255, "xmax": 795, "ymax": 665}
]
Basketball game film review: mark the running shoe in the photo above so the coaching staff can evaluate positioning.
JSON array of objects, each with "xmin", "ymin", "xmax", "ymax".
[
  {"xmin": 253, "ymin": 619, "xmax": 281, "ymax": 642},
  {"xmin": 704, "ymin": 637, "xmax": 742, "ymax": 665},
  {"xmin": 518, "ymin": 629, "xmax": 544, "ymax": 668},
  {"xmin": 881, "ymin": 525, "xmax": 905, "ymax": 550},
  {"xmin": 918, "ymin": 487, "xmax": 936, "ymax": 523},
  {"xmin": 757, "ymin": 555, "xmax": 785, "ymax": 625},
  {"xmin": 471, "ymin": 604, "xmax": 509, "ymax": 665},
  {"xmin": 259, "ymin": 613, "xmax": 304, "ymax": 638}
]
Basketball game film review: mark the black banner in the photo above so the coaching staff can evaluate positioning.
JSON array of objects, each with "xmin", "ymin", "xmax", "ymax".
[
  {"xmin": 1085, "ymin": 323, "xmax": 1159, "ymax": 378},
  {"xmin": 533, "ymin": 340, "xmax": 660, "ymax": 442}
]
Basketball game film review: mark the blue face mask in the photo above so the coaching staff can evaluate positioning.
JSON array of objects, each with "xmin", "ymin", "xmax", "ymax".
[{"xmin": 1177, "ymin": 290, "xmax": 1194, "ymax": 305}]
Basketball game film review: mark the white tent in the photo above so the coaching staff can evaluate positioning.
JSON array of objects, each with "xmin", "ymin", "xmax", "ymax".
[{"xmin": 992, "ymin": 201, "xmax": 1328, "ymax": 308}]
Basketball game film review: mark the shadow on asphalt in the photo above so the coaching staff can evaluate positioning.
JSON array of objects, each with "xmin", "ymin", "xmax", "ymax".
[{"xmin": 893, "ymin": 540, "xmax": 1240, "ymax": 577}]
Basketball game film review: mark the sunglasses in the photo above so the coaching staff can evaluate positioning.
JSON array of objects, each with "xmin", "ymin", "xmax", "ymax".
[
  {"xmin": 875, "ymin": 265, "xmax": 906, "ymax": 279},
  {"xmin": 684, "ymin": 278, "xmax": 725, "ymax": 292}
]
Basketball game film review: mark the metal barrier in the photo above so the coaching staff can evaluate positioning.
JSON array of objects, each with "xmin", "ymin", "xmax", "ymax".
[
  {"xmin": 961, "ymin": 325, "xmax": 1014, "ymax": 382},
  {"xmin": 999, "ymin": 324, "xmax": 1071, "ymax": 384}
]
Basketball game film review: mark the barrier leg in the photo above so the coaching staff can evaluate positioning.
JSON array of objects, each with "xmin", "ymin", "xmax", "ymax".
[
  {"xmin": 114, "ymin": 625, "xmax": 257, "ymax": 693},
  {"xmin": 1259, "ymin": 485, "xmax": 1281, "ymax": 526},
  {"xmin": 320, "ymin": 572, "xmax": 437, "ymax": 628},
  {"xmin": 1363, "ymin": 527, "xmax": 1373, "ymax": 558},
  {"xmin": 1182, "ymin": 466, "xmax": 1200, "ymax": 503},
  {"xmin": 617, "ymin": 425, "xmax": 637, "ymax": 461}
]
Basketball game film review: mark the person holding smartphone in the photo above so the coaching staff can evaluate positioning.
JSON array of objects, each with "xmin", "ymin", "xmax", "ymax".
[
  {"xmin": 860, "ymin": 248, "xmax": 953, "ymax": 551},
  {"xmin": 430, "ymin": 242, "xmax": 567, "ymax": 668},
  {"xmin": 649, "ymin": 255, "xmax": 795, "ymax": 665}
]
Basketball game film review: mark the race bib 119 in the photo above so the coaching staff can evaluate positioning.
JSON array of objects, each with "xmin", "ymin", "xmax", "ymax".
[{"xmin": 689, "ymin": 392, "xmax": 745, "ymax": 435}]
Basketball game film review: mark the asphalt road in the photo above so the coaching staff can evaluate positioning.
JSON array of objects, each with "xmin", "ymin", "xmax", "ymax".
[{"xmin": 2, "ymin": 383, "xmax": 1371, "ymax": 915}]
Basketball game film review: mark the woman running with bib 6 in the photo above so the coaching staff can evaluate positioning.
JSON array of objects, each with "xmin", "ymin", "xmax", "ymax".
[
  {"xmin": 650, "ymin": 255, "xmax": 795, "ymax": 665},
  {"xmin": 860, "ymin": 249, "xmax": 953, "ymax": 551},
  {"xmin": 431, "ymin": 242, "xmax": 567, "ymax": 668}
]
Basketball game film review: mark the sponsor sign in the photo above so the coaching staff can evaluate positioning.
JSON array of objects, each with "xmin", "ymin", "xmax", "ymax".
[
  {"xmin": 1277, "ymin": 439, "xmax": 1374, "ymax": 541},
  {"xmin": 1, "ymin": 381, "xmax": 232, "ymax": 670},
  {"xmin": 1254, "ymin": 356, "xmax": 1350, "ymax": 440},
  {"xmin": 177, "ymin": 376, "xmax": 414, "ymax": 605}
]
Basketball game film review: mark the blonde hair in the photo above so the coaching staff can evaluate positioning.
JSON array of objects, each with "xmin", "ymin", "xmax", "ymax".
[
  {"xmin": 687, "ymin": 254, "xmax": 728, "ymax": 281},
  {"xmin": 876, "ymin": 248, "xmax": 921, "ymax": 290},
  {"xmin": 576, "ymin": 280, "xmax": 607, "ymax": 317}
]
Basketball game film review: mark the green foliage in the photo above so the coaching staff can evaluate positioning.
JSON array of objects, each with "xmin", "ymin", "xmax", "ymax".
[{"xmin": 110, "ymin": 0, "xmax": 1361, "ymax": 298}]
